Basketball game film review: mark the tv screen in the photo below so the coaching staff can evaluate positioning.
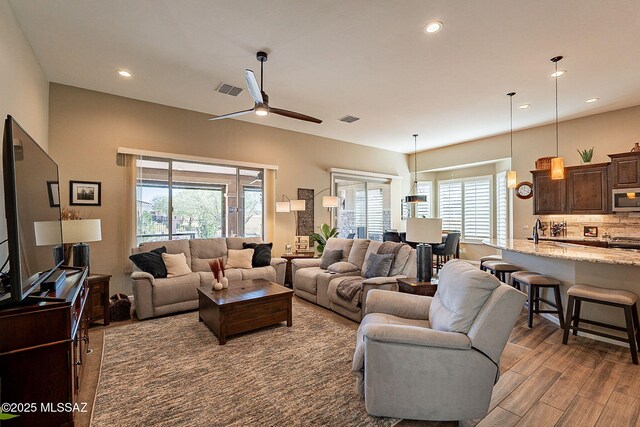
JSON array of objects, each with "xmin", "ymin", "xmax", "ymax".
[{"xmin": 0, "ymin": 116, "xmax": 63, "ymax": 304}]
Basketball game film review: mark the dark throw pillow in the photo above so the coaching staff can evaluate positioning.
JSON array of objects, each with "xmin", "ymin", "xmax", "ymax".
[
  {"xmin": 320, "ymin": 249, "xmax": 343, "ymax": 270},
  {"xmin": 363, "ymin": 253, "xmax": 394, "ymax": 279},
  {"xmin": 242, "ymin": 242, "xmax": 273, "ymax": 267},
  {"xmin": 129, "ymin": 246, "xmax": 168, "ymax": 278}
]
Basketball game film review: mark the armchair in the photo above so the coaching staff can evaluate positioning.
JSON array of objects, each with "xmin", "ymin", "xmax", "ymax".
[{"xmin": 353, "ymin": 259, "xmax": 526, "ymax": 421}]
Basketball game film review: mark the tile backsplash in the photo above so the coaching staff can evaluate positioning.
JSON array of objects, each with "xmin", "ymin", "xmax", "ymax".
[{"xmin": 539, "ymin": 213, "xmax": 640, "ymax": 238}]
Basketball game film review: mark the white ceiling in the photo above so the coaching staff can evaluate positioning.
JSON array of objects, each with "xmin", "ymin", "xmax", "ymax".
[{"xmin": 9, "ymin": 0, "xmax": 640, "ymax": 153}]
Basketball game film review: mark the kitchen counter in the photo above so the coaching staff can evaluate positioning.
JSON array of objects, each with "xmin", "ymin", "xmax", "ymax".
[{"xmin": 483, "ymin": 238, "xmax": 640, "ymax": 266}]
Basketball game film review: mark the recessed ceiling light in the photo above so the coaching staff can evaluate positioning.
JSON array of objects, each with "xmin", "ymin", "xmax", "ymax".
[
  {"xmin": 550, "ymin": 70, "xmax": 566, "ymax": 78},
  {"xmin": 424, "ymin": 21, "xmax": 443, "ymax": 33},
  {"xmin": 117, "ymin": 70, "xmax": 132, "ymax": 78},
  {"xmin": 585, "ymin": 98, "xmax": 599, "ymax": 103},
  {"xmin": 519, "ymin": 104, "xmax": 530, "ymax": 109}
]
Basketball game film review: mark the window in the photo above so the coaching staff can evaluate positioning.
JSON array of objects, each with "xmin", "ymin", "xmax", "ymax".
[
  {"xmin": 135, "ymin": 158, "xmax": 263, "ymax": 244},
  {"xmin": 496, "ymin": 171, "xmax": 508, "ymax": 240},
  {"xmin": 334, "ymin": 177, "xmax": 391, "ymax": 241},
  {"xmin": 439, "ymin": 176, "xmax": 492, "ymax": 242},
  {"xmin": 416, "ymin": 181, "xmax": 433, "ymax": 218}
]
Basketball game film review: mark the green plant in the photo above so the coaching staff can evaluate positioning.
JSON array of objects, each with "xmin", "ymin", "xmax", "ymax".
[
  {"xmin": 577, "ymin": 147, "xmax": 594, "ymax": 163},
  {"xmin": 310, "ymin": 223, "xmax": 339, "ymax": 255}
]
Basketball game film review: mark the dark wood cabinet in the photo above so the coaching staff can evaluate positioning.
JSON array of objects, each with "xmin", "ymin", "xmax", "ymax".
[
  {"xmin": 0, "ymin": 267, "xmax": 88, "ymax": 427},
  {"xmin": 88, "ymin": 273, "xmax": 111, "ymax": 325},
  {"xmin": 609, "ymin": 152, "xmax": 640, "ymax": 188},
  {"xmin": 532, "ymin": 170, "xmax": 566, "ymax": 214},
  {"xmin": 566, "ymin": 163, "xmax": 609, "ymax": 214}
]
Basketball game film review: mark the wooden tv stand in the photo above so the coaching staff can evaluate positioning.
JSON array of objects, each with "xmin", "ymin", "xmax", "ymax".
[{"xmin": 0, "ymin": 266, "xmax": 89, "ymax": 427}]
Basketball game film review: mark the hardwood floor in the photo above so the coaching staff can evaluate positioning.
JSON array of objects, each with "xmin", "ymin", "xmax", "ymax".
[{"xmin": 77, "ymin": 298, "xmax": 640, "ymax": 427}]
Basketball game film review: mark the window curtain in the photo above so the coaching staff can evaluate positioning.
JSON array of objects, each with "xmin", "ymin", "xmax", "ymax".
[{"xmin": 119, "ymin": 153, "xmax": 139, "ymax": 275}]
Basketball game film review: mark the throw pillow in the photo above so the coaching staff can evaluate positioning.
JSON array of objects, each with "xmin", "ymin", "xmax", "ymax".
[
  {"xmin": 226, "ymin": 249, "xmax": 254, "ymax": 269},
  {"xmin": 363, "ymin": 253, "xmax": 394, "ymax": 279},
  {"xmin": 242, "ymin": 242, "xmax": 273, "ymax": 267},
  {"xmin": 320, "ymin": 249, "xmax": 343, "ymax": 270},
  {"xmin": 327, "ymin": 261, "xmax": 359, "ymax": 274},
  {"xmin": 129, "ymin": 246, "xmax": 168, "ymax": 278},
  {"xmin": 162, "ymin": 252, "xmax": 192, "ymax": 278}
]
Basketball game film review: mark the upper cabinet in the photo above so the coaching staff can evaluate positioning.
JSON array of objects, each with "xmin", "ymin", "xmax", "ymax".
[
  {"xmin": 532, "ymin": 170, "xmax": 566, "ymax": 214},
  {"xmin": 566, "ymin": 164, "xmax": 609, "ymax": 214},
  {"xmin": 609, "ymin": 152, "xmax": 640, "ymax": 188}
]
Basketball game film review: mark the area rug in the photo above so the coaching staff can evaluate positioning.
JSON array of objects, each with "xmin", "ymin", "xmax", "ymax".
[{"xmin": 91, "ymin": 299, "xmax": 398, "ymax": 426}]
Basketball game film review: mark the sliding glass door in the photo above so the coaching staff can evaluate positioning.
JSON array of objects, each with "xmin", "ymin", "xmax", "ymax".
[
  {"xmin": 334, "ymin": 176, "xmax": 391, "ymax": 241},
  {"xmin": 135, "ymin": 158, "xmax": 263, "ymax": 244}
]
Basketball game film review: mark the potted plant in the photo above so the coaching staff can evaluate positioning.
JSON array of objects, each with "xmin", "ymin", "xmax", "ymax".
[
  {"xmin": 310, "ymin": 223, "xmax": 339, "ymax": 255},
  {"xmin": 577, "ymin": 147, "xmax": 594, "ymax": 164}
]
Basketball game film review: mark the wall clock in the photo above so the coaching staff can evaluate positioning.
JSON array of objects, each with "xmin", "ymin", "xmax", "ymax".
[{"xmin": 515, "ymin": 181, "xmax": 533, "ymax": 199}]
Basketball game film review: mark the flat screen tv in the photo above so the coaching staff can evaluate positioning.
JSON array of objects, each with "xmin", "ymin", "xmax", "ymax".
[{"xmin": 0, "ymin": 115, "xmax": 63, "ymax": 305}]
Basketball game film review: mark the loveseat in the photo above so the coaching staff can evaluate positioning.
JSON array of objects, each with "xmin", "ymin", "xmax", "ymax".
[
  {"xmin": 131, "ymin": 237, "xmax": 286, "ymax": 320},
  {"xmin": 291, "ymin": 238, "xmax": 416, "ymax": 321}
]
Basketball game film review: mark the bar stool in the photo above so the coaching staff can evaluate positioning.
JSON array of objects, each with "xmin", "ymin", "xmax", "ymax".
[
  {"xmin": 511, "ymin": 271, "xmax": 564, "ymax": 329},
  {"xmin": 482, "ymin": 260, "xmax": 520, "ymax": 283},
  {"xmin": 562, "ymin": 284, "xmax": 640, "ymax": 365},
  {"xmin": 479, "ymin": 255, "xmax": 502, "ymax": 271}
]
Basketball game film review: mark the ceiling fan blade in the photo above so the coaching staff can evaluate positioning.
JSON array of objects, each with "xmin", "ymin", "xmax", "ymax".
[
  {"xmin": 208, "ymin": 108, "xmax": 255, "ymax": 121},
  {"xmin": 245, "ymin": 69, "xmax": 263, "ymax": 104},
  {"xmin": 270, "ymin": 107, "xmax": 322, "ymax": 124}
]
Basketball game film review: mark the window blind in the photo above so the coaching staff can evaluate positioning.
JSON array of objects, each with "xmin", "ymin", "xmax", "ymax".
[
  {"xmin": 464, "ymin": 178, "xmax": 492, "ymax": 241},
  {"xmin": 496, "ymin": 171, "xmax": 508, "ymax": 241},
  {"xmin": 438, "ymin": 181, "xmax": 463, "ymax": 232},
  {"xmin": 367, "ymin": 188, "xmax": 384, "ymax": 240},
  {"xmin": 416, "ymin": 181, "xmax": 432, "ymax": 218}
]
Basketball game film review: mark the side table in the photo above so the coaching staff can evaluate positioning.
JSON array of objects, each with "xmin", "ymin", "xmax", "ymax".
[
  {"xmin": 396, "ymin": 277, "xmax": 438, "ymax": 297},
  {"xmin": 88, "ymin": 273, "xmax": 112, "ymax": 325},
  {"xmin": 282, "ymin": 253, "xmax": 315, "ymax": 287}
]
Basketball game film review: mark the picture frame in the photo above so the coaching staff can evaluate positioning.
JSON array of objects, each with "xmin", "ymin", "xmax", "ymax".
[
  {"xmin": 294, "ymin": 235, "xmax": 310, "ymax": 252},
  {"xmin": 583, "ymin": 226, "xmax": 598, "ymax": 237},
  {"xmin": 47, "ymin": 181, "xmax": 60, "ymax": 207},
  {"xmin": 70, "ymin": 180, "xmax": 101, "ymax": 206}
]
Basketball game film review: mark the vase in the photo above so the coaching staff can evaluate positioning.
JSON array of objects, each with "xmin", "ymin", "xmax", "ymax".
[
  {"xmin": 213, "ymin": 280, "xmax": 223, "ymax": 291},
  {"xmin": 632, "ymin": 143, "xmax": 640, "ymax": 152},
  {"xmin": 220, "ymin": 277, "xmax": 229, "ymax": 289}
]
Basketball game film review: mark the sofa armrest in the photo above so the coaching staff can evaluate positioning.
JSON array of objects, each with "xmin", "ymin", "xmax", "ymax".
[
  {"xmin": 291, "ymin": 258, "xmax": 321, "ymax": 269},
  {"xmin": 270, "ymin": 257, "xmax": 287, "ymax": 285},
  {"xmin": 131, "ymin": 272, "xmax": 155, "ymax": 320},
  {"xmin": 365, "ymin": 289, "xmax": 432, "ymax": 320},
  {"xmin": 270, "ymin": 257, "xmax": 287, "ymax": 267},
  {"xmin": 361, "ymin": 323, "xmax": 471, "ymax": 349},
  {"xmin": 362, "ymin": 275, "xmax": 406, "ymax": 285}
]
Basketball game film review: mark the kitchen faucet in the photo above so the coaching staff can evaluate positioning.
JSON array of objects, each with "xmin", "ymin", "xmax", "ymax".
[{"xmin": 533, "ymin": 218, "xmax": 543, "ymax": 244}]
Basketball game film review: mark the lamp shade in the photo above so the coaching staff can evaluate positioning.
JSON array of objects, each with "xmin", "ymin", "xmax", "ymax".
[
  {"xmin": 34, "ymin": 220, "xmax": 63, "ymax": 246},
  {"xmin": 290, "ymin": 199, "xmax": 306, "ymax": 211},
  {"xmin": 551, "ymin": 157, "xmax": 565, "ymax": 180},
  {"xmin": 275, "ymin": 201, "xmax": 291, "ymax": 213},
  {"xmin": 405, "ymin": 194, "xmax": 428, "ymax": 204},
  {"xmin": 507, "ymin": 170, "xmax": 517, "ymax": 189},
  {"xmin": 406, "ymin": 217, "xmax": 442, "ymax": 243},
  {"xmin": 62, "ymin": 219, "xmax": 102, "ymax": 243},
  {"xmin": 322, "ymin": 196, "xmax": 339, "ymax": 208}
]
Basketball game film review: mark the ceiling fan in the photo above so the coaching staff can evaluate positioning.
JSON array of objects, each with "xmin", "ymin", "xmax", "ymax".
[{"xmin": 209, "ymin": 51, "xmax": 322, "ymax": 124}]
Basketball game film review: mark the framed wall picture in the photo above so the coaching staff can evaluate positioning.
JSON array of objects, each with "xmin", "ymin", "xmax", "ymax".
[
  {"xmin": 47, "ymin": 181, "xmax": 60, "ymax": 207},
  {"xmin": 70, "ymin": 181, "xmax": 101, "ymax": 206},
  {"xmin": 583, "ymin": 226, "xmax": 598, "ymax": 237}
]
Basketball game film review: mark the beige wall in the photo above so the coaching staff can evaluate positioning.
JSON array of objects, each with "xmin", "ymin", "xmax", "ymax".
[
  {"xmin": 411, "ymin": 104, "xmax": 640, "ymax": 244},
  {"xmin": 48, "ymin": 84, "xmax": 410, "ymax": 294}
]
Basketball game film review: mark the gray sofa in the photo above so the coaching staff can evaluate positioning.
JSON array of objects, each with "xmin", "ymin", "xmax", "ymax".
[
  {"xmin": 353, "ymin": 259, "xmax": 526, "ymax": 421},
  {"xmin": 291, "ymin": 238, "xmax": 417, "ymax": 321},
  {"xmin": 131, "ymin": 237, "xmax": 286, "ymax": 320}
]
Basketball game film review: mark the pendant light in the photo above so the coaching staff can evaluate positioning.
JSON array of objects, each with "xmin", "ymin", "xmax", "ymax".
[
  {"xmin": 405, "ymin": 134, "xmax": 428, "ymax": 204},
  {"xmin": 550, "ymin": 56, "xmax": 565, "ymax": 180},
  {"xmin": 507, "ymin": 92, "xmax": 517, "ymax": 188}
]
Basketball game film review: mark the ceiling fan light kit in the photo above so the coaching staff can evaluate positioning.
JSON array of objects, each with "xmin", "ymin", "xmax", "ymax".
[{"xmin": 209, "ymin": 51, "xmax": 322, "ymax": 124}]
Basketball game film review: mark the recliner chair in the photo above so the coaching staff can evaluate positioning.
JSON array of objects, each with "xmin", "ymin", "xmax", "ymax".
[{"xmin": 352, "ymin": 259, "xmax": 526, "ymax": 421}]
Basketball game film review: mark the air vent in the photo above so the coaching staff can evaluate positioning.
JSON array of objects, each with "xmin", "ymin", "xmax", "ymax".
[
  {"xmin": 216, "ymin": 83, "xmax": 243, "ymax": 96},
  {"xmin": 339, "ymin": 115, "xmax": 360, "ymax": 123}
]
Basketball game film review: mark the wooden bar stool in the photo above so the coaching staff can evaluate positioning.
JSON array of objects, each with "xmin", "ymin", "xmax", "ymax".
[
  {"xmin": 511, "ymin": 271, "xmax": 564, "ymax": 329},
  {"xmin": 479, "ymin": 255, "xmax": 502, "ymax": 271},
  {"xmin": 562, "ymin": 284, "xmax": 640, "ymax": 365},
  {"xmin": 482, "ymin": 261, "xmax": 520, "ymax": 283}
]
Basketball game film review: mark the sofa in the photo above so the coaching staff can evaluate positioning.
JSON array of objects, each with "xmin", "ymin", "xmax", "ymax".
[
  {"xmin": 291, "ymin": 238, "xmax": 416, "ymax": 322},
  {"xmin": 353, "ymin": 259, "xmax": 526, "ymax": 421},
  {"xmin": 131, "ymin": 237, "xmax": 286, "ymax": 320}
]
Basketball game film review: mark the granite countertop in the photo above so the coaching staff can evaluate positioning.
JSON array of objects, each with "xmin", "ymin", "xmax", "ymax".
[
  {"xmin": 483, "ymin": 238, "xmax": 640, "ymax": 267},
  {"xmin": 525, "ymin": 236, "xmax": 611, "ymax": 243}
]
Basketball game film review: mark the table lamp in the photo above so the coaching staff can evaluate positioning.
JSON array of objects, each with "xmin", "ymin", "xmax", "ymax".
[
  {"xmin": 34, "ymin": 220, "xmax": 65, "ymax": 265},
  {"xmin": 63, "ymin": 219, "xmax": 102, "ymax": 270},
  {"xmin": 406, "ymin": 217, "xmax": 442, "ymax": 282}
]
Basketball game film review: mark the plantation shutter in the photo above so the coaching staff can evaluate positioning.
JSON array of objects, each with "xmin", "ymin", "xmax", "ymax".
[
  {"xmin": 496, "ymin": 171, "xmax": 508, "ymax": 241},
  {"xmin": 367, "ymin": 188, "xmax": 384, "ymax": 240},
  {"xmin": 463, "ymin": 177, "xmax": 492, "ymax": 241},
  {"xmin": 416, "ymin": 181, "xmax": 432, "ymax": 218},
  {"xmin": 438, "ymin": 181, "xmax": 463, "ymax": 232}
]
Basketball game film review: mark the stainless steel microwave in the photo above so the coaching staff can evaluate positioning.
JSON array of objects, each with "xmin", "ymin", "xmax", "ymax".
[{"xmin": 612, "ymin": 188, "xmax": 640, "ymax": 212}]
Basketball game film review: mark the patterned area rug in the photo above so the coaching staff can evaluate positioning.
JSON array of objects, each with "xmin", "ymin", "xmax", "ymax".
[{"xmin": 91, "ymin": 299, "xmax": 398, "ymax": 426}]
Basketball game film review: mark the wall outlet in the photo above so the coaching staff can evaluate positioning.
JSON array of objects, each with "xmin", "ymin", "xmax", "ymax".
[
  {"xmin": 460, "ymin": 247, "xmax": 467, "ymax": 254},
  {"xmin": 523, "ymin": 224, "xmax": 529, "ymax": 229}
]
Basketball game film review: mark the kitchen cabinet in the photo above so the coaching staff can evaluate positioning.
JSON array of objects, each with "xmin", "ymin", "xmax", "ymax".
[
  {"xmin": 609, "ymin": 152, "xmax": 640, "ymax": 188},
  {"xmin": 566, "ymin": 164, "xmax": 609, "ymax": 214},
  {"xmin": 532, "ymin": 170, "xmax": 566, "ymax": 214}
]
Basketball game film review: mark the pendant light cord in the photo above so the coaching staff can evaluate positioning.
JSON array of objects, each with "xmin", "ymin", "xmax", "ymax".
[
  {"xmin": 508, "ymin": 92, "xmax": 515, "ymax": 158},
  {"xmin": 555, "ymin": 60, "xmax": 559, "ymax": 157},
  {"xmin": 411, "ymin": 134, "xmax": 418, "ymax": 193}
]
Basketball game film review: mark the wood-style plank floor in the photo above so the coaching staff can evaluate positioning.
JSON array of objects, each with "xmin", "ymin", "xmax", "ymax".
[{"xmin": 78, "ymin": 298, "xmax": 640, "ymax": 427}]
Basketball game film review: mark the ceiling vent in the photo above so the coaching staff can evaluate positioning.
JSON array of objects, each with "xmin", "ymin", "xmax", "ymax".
[
  {"xmin": 216, "ymin": 83, "xmax": 243, "ymax": 96},
  {"xmin": 339, "ymin": 115, "xmax": 360, "ymax": 123}
]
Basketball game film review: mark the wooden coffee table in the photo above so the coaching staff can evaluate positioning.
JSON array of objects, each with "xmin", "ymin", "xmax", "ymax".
[{"xmin": 197, "ymin": 278, "xmax": 294, "ymax": 344}]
